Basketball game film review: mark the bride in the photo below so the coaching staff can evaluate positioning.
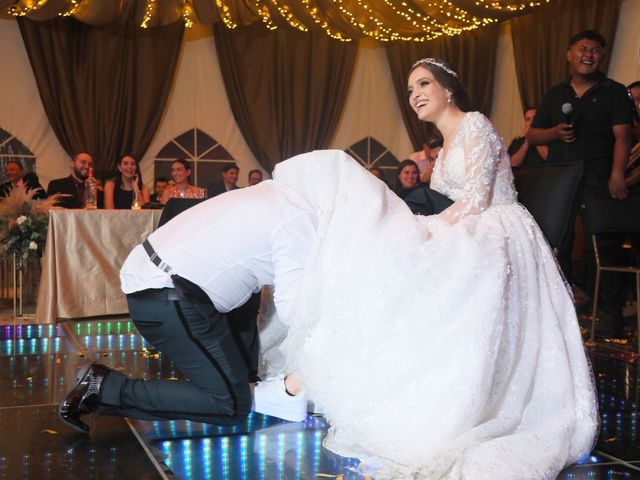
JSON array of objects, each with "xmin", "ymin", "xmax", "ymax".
[{"xmin": 263, "ymin": 58, "xmax": 598, "ymax": 479}]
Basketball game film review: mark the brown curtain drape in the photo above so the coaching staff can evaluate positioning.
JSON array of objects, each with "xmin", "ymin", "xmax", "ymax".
[
  {"xmin": 17, "ymin": 3, "xmax": 184, "ymax": 180},
  {"xmin": 511, "ymin": 0, "xmax": 623, "ymax": 111},
  {"xmin": 214, "ymin": 22, "xmax": 358, "ymax": 172},
  {"xmin": 385, "ymin": 25, "xmax": 500, "ymax": 151}
]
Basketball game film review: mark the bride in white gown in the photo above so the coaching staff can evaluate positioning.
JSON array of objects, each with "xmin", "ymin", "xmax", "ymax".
[{"xmin": 266, "ymin": 58, "xmax": 598, "ymax": 479}]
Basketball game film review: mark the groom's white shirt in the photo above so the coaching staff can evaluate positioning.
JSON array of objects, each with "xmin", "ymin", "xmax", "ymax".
[{"xmin": 120, "ymin": 180, "xmax": 317, "ymax": 321}]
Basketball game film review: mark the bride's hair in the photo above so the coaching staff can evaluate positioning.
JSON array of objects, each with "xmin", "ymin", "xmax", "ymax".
[{"xmin": 409, "ymin": 58, "xmax": 471, "ymax": 112}]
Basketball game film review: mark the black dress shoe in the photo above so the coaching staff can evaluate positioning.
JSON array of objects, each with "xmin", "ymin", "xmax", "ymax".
[{"xmin": 58, "ymin": 362, "xmax": 111, "ymax": 433}]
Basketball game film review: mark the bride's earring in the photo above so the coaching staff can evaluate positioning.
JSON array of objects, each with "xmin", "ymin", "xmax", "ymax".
[{"xmin": 447, "ymin": 92, "xmax": 453, "ymax": 104}]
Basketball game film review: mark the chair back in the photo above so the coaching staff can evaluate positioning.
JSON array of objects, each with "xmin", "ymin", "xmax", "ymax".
[
  {"xmin": 583, "ymin": 185, "xmax": 640, "ymax": 235},
  {"xmin": 158, "ymin": 198, "xmax": 207, "ymax": 228},
  {"xmin": 512, "ymin": 162, "xmax": 583, "ymax": 250}
]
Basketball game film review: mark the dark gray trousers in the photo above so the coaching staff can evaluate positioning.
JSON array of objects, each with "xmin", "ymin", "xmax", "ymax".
[{"xmin": 98, "ymin": 288, "xmax": 260, "ymax": 425}]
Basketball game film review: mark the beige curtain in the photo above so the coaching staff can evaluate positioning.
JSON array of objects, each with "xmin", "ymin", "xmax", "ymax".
[
  {"xmin": 510, "ymin": 0, "xmax": 623, "ymax": 110},
  {"xmin": 214, "ymin": 22, "xmax": 358, "ymax": 171},
  {"xmin": 17, "ymin": 2, "xmax": 184, "ymax": 179},
  {"xmin": 385, "ymin": 25, "xmax": 500, "ymax": 150}
]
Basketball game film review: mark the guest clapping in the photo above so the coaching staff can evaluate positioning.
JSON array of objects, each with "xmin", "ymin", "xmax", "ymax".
[
  {"xmin": 160, "ymin": 159, "xmax": 206, "ymax": 204},
  {"xmin": 104, "ymin": 154, "xmax": 150, "ymax": 209}
]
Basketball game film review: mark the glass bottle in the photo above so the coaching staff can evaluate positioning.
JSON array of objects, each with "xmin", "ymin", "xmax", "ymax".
[{"xmin": 85, "ymin": 168, "xmax": 97, "ymax": 209}]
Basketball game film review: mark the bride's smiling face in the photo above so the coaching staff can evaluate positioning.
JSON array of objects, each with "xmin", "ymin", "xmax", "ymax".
[{"xmin": 407, "ymin": 66, "xmax": 450, "ymax": 122}]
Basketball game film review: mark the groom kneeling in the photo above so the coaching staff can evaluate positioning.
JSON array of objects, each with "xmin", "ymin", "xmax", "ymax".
[{"xmin": 58, "ymin": 180, "xmax": 316, "ymax": 432}]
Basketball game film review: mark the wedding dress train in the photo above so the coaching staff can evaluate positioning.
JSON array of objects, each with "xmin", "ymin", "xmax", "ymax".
[{"xmin": 269, "ymin": 112, "xmax": 598, "ymax": 479}]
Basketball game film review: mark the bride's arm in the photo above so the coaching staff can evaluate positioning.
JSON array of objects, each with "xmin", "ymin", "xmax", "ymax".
[{"xmin": 438, "ymin": 115, "xmax": 501, "ymax": 224}]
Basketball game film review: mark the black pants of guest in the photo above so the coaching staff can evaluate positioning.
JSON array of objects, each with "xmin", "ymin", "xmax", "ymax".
[{"xmin": 97, "ymin": 287, "xmax": 260, "ymax": 426}]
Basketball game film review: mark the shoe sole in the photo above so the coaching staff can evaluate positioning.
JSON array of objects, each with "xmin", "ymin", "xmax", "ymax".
[{"xmin": 254, "ymin": 400, "xmax": 307, "ymax": 423}]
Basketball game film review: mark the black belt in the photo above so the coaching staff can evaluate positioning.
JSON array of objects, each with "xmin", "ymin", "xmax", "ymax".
[
  {"xmin": 128, "ymin": 287, "xmax": 181, "ymax": 301},
  {"xmin": 143, "ymin": 239, "xmax": 173, "ymax": 274}
]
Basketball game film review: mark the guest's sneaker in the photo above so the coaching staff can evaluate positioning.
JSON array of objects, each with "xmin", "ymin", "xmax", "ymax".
[{"xmin": 253, "ymin": 375, "xmax": 307, "ymax": 422}]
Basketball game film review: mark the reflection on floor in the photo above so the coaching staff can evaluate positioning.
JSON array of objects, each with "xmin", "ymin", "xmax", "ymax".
[{"xmin": 2, "ymin": 318, "xmax": 640, "ymax": 479}]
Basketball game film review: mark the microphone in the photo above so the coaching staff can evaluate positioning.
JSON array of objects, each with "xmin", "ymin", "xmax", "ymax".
[
  {"xmin": 561, "ymin": 102, "xmax": 574, "ymax": 163},
  {"xmin": 561, "ymin": 102, "xmax": 573, "ymax": 125}
]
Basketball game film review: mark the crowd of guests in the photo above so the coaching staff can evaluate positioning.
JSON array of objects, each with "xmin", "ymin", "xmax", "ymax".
[{"xmin": 0, "ymin": 153, "xmax": 265, "ymax": 211}]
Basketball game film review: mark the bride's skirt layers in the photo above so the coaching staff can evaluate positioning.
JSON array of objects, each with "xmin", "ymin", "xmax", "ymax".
[{"xmin": 272, "ymin": 151, "xmax": 599, "ymax": 479}]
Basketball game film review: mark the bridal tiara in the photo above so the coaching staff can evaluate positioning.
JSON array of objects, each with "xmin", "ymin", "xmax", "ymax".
[{"xmin": 412, "ymin": 58, "xmax": 459, "ymax": 78}]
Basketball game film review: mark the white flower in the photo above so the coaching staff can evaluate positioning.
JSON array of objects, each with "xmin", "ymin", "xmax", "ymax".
[
  {"xmin": 16, "ymin": 215, "xmax": 28, "ymax": 225},
  {"xmin": 28, "ymin": 241, "xmax": 38, "ymax": 251}
]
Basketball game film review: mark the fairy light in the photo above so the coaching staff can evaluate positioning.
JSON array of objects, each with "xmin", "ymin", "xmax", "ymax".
[
  {"xmin": 3, "ymin": 0, "xmax": 552, "ymax": 41},
  {"xmin": 269, "ymin": 0, "xmax": 308, "ymax": 32},
  {"xmin": 300, "ymin": 0, "xmax": 352, "ymax": 41},
  {"xmin": 59, "ymin": 0, "xmax": 81, "ymax": 17},
  {"xmin": 9, "ymin": 0, "xmax": 49, "ymax": 17},
  {"xmin": 474, "ymin": 0, "xmax": 551, "ymax": 11},
  {"xmin": 140, "ymin": 0, "xmax": 156, "ymax": 29},
  {"xmin": 256, "ymin": 2, "xmax": 277, "ymax": 30},
  {"xmin": 213, "ymin": 0, "xmax": 237, "ymax": 28},
  {"xmin": 182, "ymin": 0, "xmax": 194, "ymax": 29}
]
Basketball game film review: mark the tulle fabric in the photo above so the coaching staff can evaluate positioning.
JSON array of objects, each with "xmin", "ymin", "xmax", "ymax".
[{"xmin": 269, "ymin": 114, "xmax": 598, "ymax": 479}]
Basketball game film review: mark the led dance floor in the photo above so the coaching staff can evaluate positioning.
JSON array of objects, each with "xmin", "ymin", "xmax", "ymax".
[{"xmin": 1, "ymin": 320, "xmax": 640, "ymax": 479}]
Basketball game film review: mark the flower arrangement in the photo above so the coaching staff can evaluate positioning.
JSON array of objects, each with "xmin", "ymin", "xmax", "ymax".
[{"xmin": 0, "ymin": 185, "xmax": 62, "ymax": 267}]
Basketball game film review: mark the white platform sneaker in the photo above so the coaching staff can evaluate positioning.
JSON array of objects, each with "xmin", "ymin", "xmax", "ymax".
[{"xmin": 253, "ymin": 375, "xmax": 307, "ymax": 422}]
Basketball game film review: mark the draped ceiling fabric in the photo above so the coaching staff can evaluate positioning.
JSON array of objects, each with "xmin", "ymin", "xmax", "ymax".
[
  {"xmin": 214, "ymin": 22, "xmax": 358, "ymax": 171},
  {"xmin": 16, "ymin": 2, "xmax": 184, "ymax": 180},
  {"xmin": 4, "ymin": 0, "xmax": 557, "ymax": 42},
  {"xmin": 385, "ymin": 25, "xmax": 500, "ymax": 151},
  {"xmin": 2, "ymin": 0, "xmax": 567, "ymax": 171},
  {"xmin": 510, "ymin": 0, "xmax": 624, "ymax": 110}
]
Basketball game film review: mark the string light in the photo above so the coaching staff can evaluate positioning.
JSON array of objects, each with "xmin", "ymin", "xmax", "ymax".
[
  {"xmin": 8, "ymin": 0, "xmax": 49, "ymax": 17},
  {"xmin": 140, "ymin": 0, "xmax": 156, "ymax": 29},
  {"xmin": 217, "ymin": 0, "xmax": 239, "ymax": 29},
  {"xmin": 269, "ymin": 0, "xmax": 308, "ymax": 32},
  {"xmin": 474, "ymin": 0, "xmax": 551, "ymax": 11},
  {"xmin": 59, "ymin": 0, "xmax": 81, "ymax": 17},
  {"xmin": 182, "ymin": 0, "xmax": 194, "ymax": 29},
  {"xmin": 4, "ymin": 0, "xmax": 552, "ymax": 41}
]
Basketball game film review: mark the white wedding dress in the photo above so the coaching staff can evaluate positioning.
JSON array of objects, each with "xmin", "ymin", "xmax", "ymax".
[{"xmin": 269, "ymin": 112, "xmax": 598, "ymax": 479}]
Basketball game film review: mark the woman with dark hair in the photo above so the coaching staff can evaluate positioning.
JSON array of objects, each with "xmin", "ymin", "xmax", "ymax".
[
  {"xmin": 394, "ymin": 159, "xmax": 421, "ymax": 198},
  {"xmin": 160, "ymin": 159, "xmax": 206, "ymax": 204},
  {"xmin": 104, "ymin": 154, "xmax": 150, "ymax": 209},
  {"xmin": 258, "ymin": 58, "xmax": 597, "ymax": 479}
]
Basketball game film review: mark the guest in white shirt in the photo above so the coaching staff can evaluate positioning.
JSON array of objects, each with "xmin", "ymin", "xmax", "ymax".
[{"xmin": 59, "ymin": 180, "xmax": 317, "ymax": 432}]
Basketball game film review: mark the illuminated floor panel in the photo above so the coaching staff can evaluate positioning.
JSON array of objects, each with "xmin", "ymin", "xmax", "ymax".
[{"xmin": 2, "ymin": 318, "xmax": 640, "ymax": 479}]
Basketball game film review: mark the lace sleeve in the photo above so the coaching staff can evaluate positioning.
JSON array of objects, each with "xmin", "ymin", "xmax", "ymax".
[{"xmin": 439, "ymin": 114, "xmax": 500, "ymax": 224}]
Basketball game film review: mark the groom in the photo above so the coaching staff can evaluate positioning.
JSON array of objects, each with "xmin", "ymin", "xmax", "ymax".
[{"xmin": 59, "ymin": 180, "xmax": 316, "ymax": 432}]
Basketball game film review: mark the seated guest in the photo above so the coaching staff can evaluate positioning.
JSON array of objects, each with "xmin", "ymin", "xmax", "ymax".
[
  {"xmin": 47, "ymin": 152, "xmax": 102, "ymax": 209},
  {"xmin": 394, "ymin": 159, "xmax": 421, "ymax": 199},
  {"xmin": 0, "ymin": 160, "xmax": 47, "ymax": 199},
  {"xmin": 248, "ymin": 169, "xmax": 263, "ymax": 186},
  {"xmin": 150, "ymin": 177, "xmax": 169, "ymax": 203},
  {"xmin": 104, "ymin": 154, "xmax": 150, "ymax": 209},
  {"xmin": 508, "ymin": 108, "xmax": 548, "ymax": 167},
  {"xmin": 160, "ymin": 159, "xmax": 206, "ymax": 204},
  {"xmin": 208, "ymin": 163, "xmax": 240, "ymax": 197},
  {"xmin": 369, "ymin": 166, "xmax": 384, "ymax": 180},
  {"xmin": 409, "ymin": 136, "xmax": 443, "ymax": 183}
]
